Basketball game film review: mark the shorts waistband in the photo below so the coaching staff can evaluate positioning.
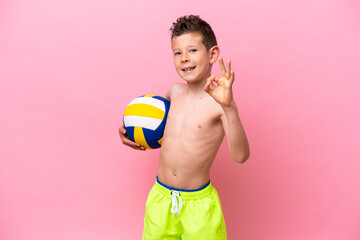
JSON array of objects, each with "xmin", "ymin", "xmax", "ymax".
[{"xmin": 154, "ymin": 176, "xmax": 213, "ymax": 200}]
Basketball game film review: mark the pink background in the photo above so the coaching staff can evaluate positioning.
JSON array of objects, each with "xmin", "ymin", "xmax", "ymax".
[{"xmin": 1, "ymin": 0, "xmax": 360, "ymax": 239}]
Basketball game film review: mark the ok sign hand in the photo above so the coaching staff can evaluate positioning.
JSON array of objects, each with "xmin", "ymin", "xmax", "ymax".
[{"xmin": 204, "ymin": 57, "xmax": 235, "ymax": 106}]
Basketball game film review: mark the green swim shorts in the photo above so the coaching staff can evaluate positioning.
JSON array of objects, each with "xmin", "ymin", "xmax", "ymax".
[{"xmin": 143, "ymin": 177, "xmax": 227, "ymax": 240}]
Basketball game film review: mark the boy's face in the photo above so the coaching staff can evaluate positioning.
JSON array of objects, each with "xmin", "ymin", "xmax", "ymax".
[{"xmin": 171, "ymin": 32, "xmax": 213, "ymax": 83}]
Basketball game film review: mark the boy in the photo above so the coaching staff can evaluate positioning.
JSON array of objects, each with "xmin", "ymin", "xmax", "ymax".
[{"xmin": 119, "ymin": 15, "xmax": 250, "ymax": 240}]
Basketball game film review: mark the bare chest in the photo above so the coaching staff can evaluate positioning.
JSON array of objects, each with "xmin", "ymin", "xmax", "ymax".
[{"xmin": 165, "ymin": 97, "xmax": 222, "ymax": 136}]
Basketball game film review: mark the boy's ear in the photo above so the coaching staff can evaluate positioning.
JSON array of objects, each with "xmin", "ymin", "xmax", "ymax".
[{"xmin": 209, "ymin": 46, "xmax": 220, "ymax": 64}]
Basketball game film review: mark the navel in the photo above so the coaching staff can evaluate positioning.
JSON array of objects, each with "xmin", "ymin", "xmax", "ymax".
[{"xmin": 173, "ymin": 171, "xmax": 177, "ymax": 177}]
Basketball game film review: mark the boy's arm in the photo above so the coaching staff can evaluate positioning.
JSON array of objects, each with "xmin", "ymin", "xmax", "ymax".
[
  {"xmin": 220, "ymin": 101, "xmax": 250, "ymax": 163},
  {"xmin": 204, "ymin": 57, "xmax": 250, "ymax": 163},
  {"xmin": 119, "ymin": 124, "xmax": 146, "ymax": 151}
]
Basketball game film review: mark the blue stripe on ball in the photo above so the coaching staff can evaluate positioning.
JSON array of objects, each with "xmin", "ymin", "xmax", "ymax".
[
  {"xmin": 143, "ymin": 128, "xmax": 161, "ymax": 149},
  {"xmin": 125, "ymin": 126, "xmax": 135, "ymax": 142},
  {"xmin": 152, "ymin": 95, "xmax": 168, "ymax": 102}
]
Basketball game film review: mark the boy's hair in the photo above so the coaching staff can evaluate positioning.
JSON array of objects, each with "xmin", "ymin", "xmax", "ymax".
[{"xmin": 170, "ymin": 15, "xmax": 217, "ymax": 51}]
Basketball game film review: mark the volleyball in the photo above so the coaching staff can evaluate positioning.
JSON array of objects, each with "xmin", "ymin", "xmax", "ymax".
[{"xmin": 123, "ymin": 95, "xmax": 170, "ymax": 149}]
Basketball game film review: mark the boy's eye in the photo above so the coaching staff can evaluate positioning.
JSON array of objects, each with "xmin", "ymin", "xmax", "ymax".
[
  {"xmin": 174, "ymin": 52, "xmax": 181, "ymax": 56},
  {"xmin": 190, "ymin": 49, "xmax": 197, "ymax": 53}
]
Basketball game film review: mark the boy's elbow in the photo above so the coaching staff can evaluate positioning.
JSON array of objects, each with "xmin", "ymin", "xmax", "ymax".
[{"xmin": 233, "ymin": 152, "xmax": 250, "ymax": 164}]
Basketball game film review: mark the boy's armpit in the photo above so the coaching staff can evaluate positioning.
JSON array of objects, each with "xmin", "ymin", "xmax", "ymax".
[{"xmin": 164, "ymin": 87, "xmax": 171, "ymax": 100}]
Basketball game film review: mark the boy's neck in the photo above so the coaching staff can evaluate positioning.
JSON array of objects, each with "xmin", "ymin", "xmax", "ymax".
[{"xmin": 184, "ymin": 73, "xmax": 211, "ymax": 98}]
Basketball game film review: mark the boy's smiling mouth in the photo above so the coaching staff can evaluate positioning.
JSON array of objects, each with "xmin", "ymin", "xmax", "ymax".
[{"xmin": 181, "ymin": 66, "xmax": 196, "ymax": 73}]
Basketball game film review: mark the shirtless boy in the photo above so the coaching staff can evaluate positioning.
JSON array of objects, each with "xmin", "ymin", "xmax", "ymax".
[{"xmin": 119, "ymin": 15, "xmax": 250, "ymax": 240}]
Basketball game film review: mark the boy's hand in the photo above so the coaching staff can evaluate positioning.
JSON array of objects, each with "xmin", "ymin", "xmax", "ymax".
[
  {"xmin": 119, "ymin": 124, "xmax": 146, "ymax": 151},
  {"xmin": 204, "ymin": 57, "xmax": 234, "ymax": 106}
]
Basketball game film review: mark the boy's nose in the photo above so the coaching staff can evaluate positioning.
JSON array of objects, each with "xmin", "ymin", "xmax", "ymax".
[{"xmin": 181, "ymin": 52, "xmax": 190, "ymax": 62}]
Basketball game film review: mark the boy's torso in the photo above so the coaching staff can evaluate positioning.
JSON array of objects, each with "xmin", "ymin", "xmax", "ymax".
[{"xmin": 158, "ymin": 83, "xmax": 225, "ymax": 189}]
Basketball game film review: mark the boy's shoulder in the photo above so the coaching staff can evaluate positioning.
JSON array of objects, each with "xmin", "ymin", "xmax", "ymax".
[{"xmin": 165, "ymin": 82, "xmax": 186, "ymax": 100}]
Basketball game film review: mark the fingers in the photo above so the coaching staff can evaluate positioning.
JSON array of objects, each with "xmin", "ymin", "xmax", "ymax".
[
  {"xmin": 204, "ymin": 75, "xmax": 220, "ymax": 93},
  {"xmin": 119, "ymin": 125, "xmax": 126, "ymax": 135},
  {"xmin": 226, "ymin": 60, "xmax": 231, "ymax": 80},
  {"xmin": 204, "ymin": 76, "xmax": 211, "ymax": 91},
  {"xmin": 131, "ymin": 145, "xmax": 146, "ymax": 151},
  {"xmin": 219, "ymin": 57, "xmax": 226, "ymax": 77},
  {"xmin": 118, "ymin": 126, "xmax": 146, "ymax": 151},
  {"xmin": 207, "ymin": 76, "xmax": 220, "ymax": 86},
  {"xmin": 219, "ymin": 57, "xmax": 232, "ymax": 80},
  {"xmin": 230, "ymin": 70, "xmax": 235, "ymax": 85},
  {"xmin": 204, "ymin": 76, "xmax": 214, "ymax": 92}
]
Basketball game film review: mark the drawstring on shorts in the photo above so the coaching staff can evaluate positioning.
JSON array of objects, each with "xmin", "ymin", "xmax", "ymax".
[
  {"xmin": 155, "ymin": 177, "xmax": 211, "ymax": 219},
  {"xmin": 171, "ymin": 190, "xmax": 183, "ymax": 218}
]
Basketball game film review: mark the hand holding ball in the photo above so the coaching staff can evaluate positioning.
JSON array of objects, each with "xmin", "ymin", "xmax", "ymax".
[{"xmin": 123, "ymin": 95, "xmax": 170, "ymax": 149}]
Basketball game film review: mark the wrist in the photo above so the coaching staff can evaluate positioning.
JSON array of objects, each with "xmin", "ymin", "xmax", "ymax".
[{"xmin": 222, "ymin": 99, "xmax": 237, "ymax": 112}]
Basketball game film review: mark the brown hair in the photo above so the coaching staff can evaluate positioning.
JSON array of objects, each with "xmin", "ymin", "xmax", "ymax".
[{"xmin": 170, "ymin": 15, "xmax": 217, "ymax": 50}]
